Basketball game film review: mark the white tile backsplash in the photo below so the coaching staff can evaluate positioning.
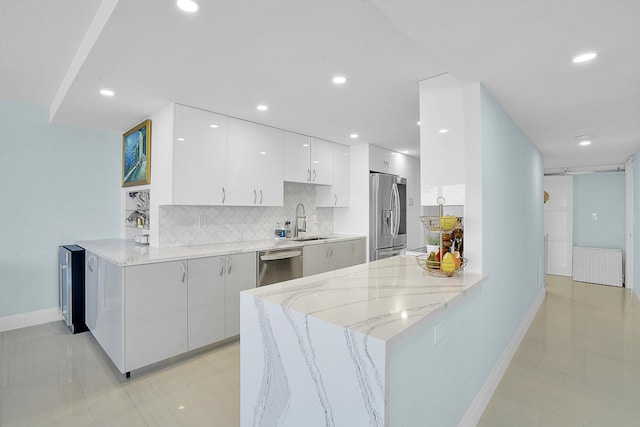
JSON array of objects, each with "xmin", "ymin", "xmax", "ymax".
[{"xmin": 158, "ymin": 182, "xmax": 334, "ymax": 247}]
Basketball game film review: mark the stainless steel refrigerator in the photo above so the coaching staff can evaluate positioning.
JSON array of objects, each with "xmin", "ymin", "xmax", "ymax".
[
  {"xmin": 58, "ymin": 245, "xmax": 88, "ymax": 334},
  {"xmin": 370, "ymin": 173, "xmax": 407, "ymax": 260}
]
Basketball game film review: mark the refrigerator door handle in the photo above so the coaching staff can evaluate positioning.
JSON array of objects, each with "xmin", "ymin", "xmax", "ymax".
[{"xmin": 391, "ymin": 182, "xmax": 400, "ymax": 238}]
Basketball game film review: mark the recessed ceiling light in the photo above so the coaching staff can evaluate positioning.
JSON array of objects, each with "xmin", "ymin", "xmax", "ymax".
[
  {"xmin": 417, "ymin": 121, "xmax": 421, "ymax": 126},
  {"xmin": 210, "ymin": 124, "xmax": 219, "ymax": 128},
  {"xmin": 332, "ymin": 76, "xmax": 347, "ymax": 85},
  {"xmin": 100, "ymin": 89, "xmax": 114, "ymax": 97},
  {"xmin": 257, "ymin": 104, "xmax": 268, "ymax": 111},
  {"xmin": 439, "ymin": 129, "xmax": 449, "ymax": 133},
  {"xmin": 177, "ymin": 138, "xmax": 185, "ymax": 141},
  {"xmin": 259, "ymin": 151, "xmax": 267, "ymax": 155},
  {"xmin": 177, "ymin": 0, "xmax": 198, "ymax": 12},
  {"xmin": 572, "ymin": 52, "xmax": 597, "ymax": 63},
  {"xmin": 302, "ymin": 144, "xmax": 310, "ymax": 147},
  {"xmin": 402, "ymin": 150, "xmax": 409, "ymax": 154},
  {"xmin": 350, "ymin": 133, "xmax": 359, "ymax": 139},
  {"xmin": 579, "ymin": 140, "xmax": 591, "ymax": 146}
]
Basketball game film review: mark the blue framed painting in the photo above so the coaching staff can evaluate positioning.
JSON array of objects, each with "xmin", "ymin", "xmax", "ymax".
[{"xmin": 122, "ymin": 119, "xmax": 151, "ymax": 187}]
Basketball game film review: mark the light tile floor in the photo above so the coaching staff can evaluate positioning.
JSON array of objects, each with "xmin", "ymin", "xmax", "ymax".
[
  {"xmin": 1, "ymin": 275, "xmax": 639, "ymax": 426},
  {"xmin": 479, "ymin": 275, "xmax": 640, "ymax": 426},
  {"xmin": 0, "ymin": 325, "xmax": 240, "ymax": 426}
]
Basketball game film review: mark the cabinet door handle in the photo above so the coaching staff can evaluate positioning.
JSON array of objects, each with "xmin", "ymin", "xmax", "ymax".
[
  {"xmin": 181, "ymin": 262, "xmax": 186, "ymax": 283},
  {"xmin": 227, "ymin": 257, "xmax": 232, "ymax": 275},
  {"xmin": 307, "ymin": 169, "xmax": 311, "ymax": 182},
  {"xmin": 334, "ymin": 194, "xmax": 337, "ymax": 206},
  {"xmin": 219, "ymin": 258, "xmax": 225, "ymax": 276},
  {"xmin": 222, "ymin": 187, "xmax": 226, "ymax": 203},
  {"xmin": 259, "ymin": 190, "xmax": 263, "ymax": 204},
  {"xmin": 313, "ymin": 169, "xmax": 316, "ymax": 182},
  {"xmin": 87, "ymin": 255, "xmax": 95, "ymax": 272},
  {"xmin": 254, "ymin": 189, "xmax": 257, "ymax": 204}
]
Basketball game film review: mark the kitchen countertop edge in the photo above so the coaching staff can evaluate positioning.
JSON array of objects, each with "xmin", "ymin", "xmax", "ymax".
[{"xmin": 77, "ymin": 234, "xmax": 366, "ymax": 266}]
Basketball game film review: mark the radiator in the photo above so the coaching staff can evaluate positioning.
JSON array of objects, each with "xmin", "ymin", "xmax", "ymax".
[{"xmin": 572, "ymin": 247, "xmax": 623, "ymax": 287}]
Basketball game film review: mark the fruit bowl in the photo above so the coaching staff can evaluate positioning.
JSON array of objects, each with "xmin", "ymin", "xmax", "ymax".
[{"xmin": 415, "ymin": 254, "xmax": 467, "ymax": 277}]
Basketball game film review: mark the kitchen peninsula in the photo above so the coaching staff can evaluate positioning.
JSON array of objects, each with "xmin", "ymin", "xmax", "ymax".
[
  {"xmin": 77, "ymin": 235, "xmax": 365, "ymax": 376},
  {"xmin": 240, "ymin": 255, "xmax": 487, "ymax": 426}
]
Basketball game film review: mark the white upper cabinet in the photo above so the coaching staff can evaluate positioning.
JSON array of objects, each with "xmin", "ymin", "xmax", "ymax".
[
  {"xmin": 317, "ymin": 143, "xmax": 350, "ymax": 207},
  {"xmin": 283, "ymin": 132, "xmax": 312, "ymax": 183},
  {"xmin": 283, "ymin": 133, "xmax": 333, "ymax": 185},
  {"xmin": 406, "ymin": 156, "xmax": 424, "ymax": 250},
  {"xmin": 419, "ymin": 74, "xmax": 465, "ymax": 205},
  {"xmin": 310, "ymin": 138, "xmax": 333, "ymax": 185},
  {"xmin": 226, "ymin": 118, "xmax": 284, "ymax": 206},
  {"xmin": 369, "ymin": 144, "xmax": 409, "ymax": 178},
  {"xmin": 173, "ymin": 105, "xmax": 228, "ymax": 205}
]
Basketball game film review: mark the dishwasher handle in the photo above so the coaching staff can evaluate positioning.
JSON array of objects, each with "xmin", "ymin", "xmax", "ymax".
[{"xmin": 260, "ymin": 250, "xmax": 302, "ymax": 261}]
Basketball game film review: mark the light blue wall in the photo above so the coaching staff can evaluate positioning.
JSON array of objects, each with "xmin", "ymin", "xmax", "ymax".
[
  {"xmin": 388, "ymin": 85, "xmax": 544, "ymax": 425},
  {"xmin": 573, "ymin": 172, "xmax": 625, "ymax": 253},
  {"xmin": 0, "ymin": 100, "xmax": 121, "ymax": 317}
]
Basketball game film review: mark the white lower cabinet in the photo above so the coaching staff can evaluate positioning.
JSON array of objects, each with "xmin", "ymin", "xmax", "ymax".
[
  {"xmin": 187, "ymin": 257, "xmax": 226, "ymax": 351},
  {"xmin": 86, "ymin": 251, "xmax": 257, "ymax": 375},
  {"xmin": 85, "ymin": 252, "xmax": 125, "ymax": 373},
  {"xmin": 187, "ymin": 252, "xmax": 256, "ymax": 348},
  {"xmin": 303, "ymin": 238, "xmax": 366, "ymax": 276},
  {"xmin": 125, "ymin": 260, "xmax": 188, "ymax": 372}
]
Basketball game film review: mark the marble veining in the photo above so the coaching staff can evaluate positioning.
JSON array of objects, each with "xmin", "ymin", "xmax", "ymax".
[
  {"xmin": 253, "ymin": 299, "xmax": 290, "ymax": 426},
  {"xmin": 241, "ymin": 256, "xmax": 486, "ymax": 426},
  {"xmin": 344, "ymin": 328, "xmax": 383, "ymax": 426},
  {"xmin": 245, "ymin": 256, "xmax": 486, "ymax": 343},
  {"xmin": 281, "ymin": 307, "xmax": 335, "ymax": 426}
]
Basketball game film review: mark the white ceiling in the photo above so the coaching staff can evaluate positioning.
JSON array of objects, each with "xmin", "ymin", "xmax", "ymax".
[{"xmin": 2, "ymin": 0, "xmax": 639, "ymax": 170}]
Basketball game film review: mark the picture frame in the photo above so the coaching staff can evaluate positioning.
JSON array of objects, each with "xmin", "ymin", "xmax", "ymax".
[{"xmin": 122, "ymin": 119, "xmax": 151, "ymax": 187}]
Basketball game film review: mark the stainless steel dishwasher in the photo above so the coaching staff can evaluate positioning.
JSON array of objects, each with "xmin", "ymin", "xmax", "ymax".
[{"xmin": 257, "ymin": 248, "xmax": 303, "ymax": 286}]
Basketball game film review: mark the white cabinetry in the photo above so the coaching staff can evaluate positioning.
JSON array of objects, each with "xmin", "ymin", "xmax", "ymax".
[
  {"xmin": 125, "ymin": 260, "xmax": 188, "ymax": 372},
  {"xmin": 86, "ymin": 251, "xmax": 257, "ymax": 374},
  {"xmin": 317, "ymin": 143, "xmax": 350, "ymax": 207},
  {"xmin": 419, "ymin": 74, "xmax": 465, "ymax": 205},
  {"xmin": 283, "ymin": 132, "xmax": 312, "ymax": 183},
  {"xmin": 173, "ymin": 105, "xmax": 228, "ymax": 205},
  {"xmin": 310, "ymin": 138, "xmax": 333, "ymax": 185},
  {"xmin": 406, "ymin": 156, "xmax": 424, "ymax": 249},
  {"xmin": 223, "ymin": 252, "xmax": 257, "ymax": 337},
  {"xmin": 187, "ymin": 252, "xmax": 256, "ymax": 347},
  {"xmin": 302, "ymin": 243, "xmax": 327, "ymax": 276},
  {"xmin": 369, "ymin": 144, "xmax": 409, "ymax": 177},
  {"xmin": 187, "ymin": 257, "xmax": 226, "ymax": 350},
  {"xmin": 227, "ymin": 118, "xmax": 284, "ymax": 206},
  {"xmin": 303, "ymin": 238, "xmax": 366, "ymax": 276},
  {"xmin": 85, "ymin": 252, "xmax": 125, "ymax": 373},
  {"xmin": 284, "ymin": 133, "xmax": 333, "ymax": 185}
]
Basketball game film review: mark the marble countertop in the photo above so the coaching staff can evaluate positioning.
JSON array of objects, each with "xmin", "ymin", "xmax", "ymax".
[
  {"xmin": 77, "ymin": 234, "xmax": 365, "ymax": 266},
  {"xmin": 243, "ymin": 255, "xmax": 487, "ymax": 343}
]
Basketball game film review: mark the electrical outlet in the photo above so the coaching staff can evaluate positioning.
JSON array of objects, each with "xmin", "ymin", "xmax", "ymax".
[
  {"xmin": 199, "ymin": 215, "xmax": 207, "ymax": 228},
  {"xmin": 434, "ymin": 321, "xmax": 446, "ymax": 346}
]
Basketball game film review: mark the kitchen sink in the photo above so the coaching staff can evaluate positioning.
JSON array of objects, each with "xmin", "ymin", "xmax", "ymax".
[{"xmin": 290, "ymin": 236, "xmax": 329, "ymax": 241}]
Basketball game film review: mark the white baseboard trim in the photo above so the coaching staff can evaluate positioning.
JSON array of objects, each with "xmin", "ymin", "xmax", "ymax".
[
  {"xmin": 0, "ymin": 307, "xmax": 63, "ymax": 333},
  {"xmin": 458, "ymin": 286, "xmax": 546, "ymax": 427}
]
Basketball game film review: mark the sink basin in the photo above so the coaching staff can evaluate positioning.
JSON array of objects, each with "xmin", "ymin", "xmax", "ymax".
[{"xmin": 290, "ymin": 236, "xmax": 329, "ymax": 241}]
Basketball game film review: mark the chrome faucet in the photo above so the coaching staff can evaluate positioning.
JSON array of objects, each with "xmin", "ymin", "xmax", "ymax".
[{"xmin": 294, "ymin": 203, "xmax": 306, "ymax": 238}]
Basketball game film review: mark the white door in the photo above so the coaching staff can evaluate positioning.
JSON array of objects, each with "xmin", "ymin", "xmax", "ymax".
[
  {"xmin": 173, "ymin": 105, "xmax": 228, "ymax": 205},
  {"xmin": 544, "ymin": 176, "xmax": 573, "ymax": 276},
  {"xmin": 625, "ymin": 156, "xmax": 634, "ymax": 289},
  {"xmin": 224, "ymin": 252, "xmax": 257, "ymax": 337},
  {"xmin": 187, "ymin": 257, "xmax": 226, "ymax": 350},
  {"xmin": 283, "ymin": 131, "xmax": 311, "ymax": 183}
]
